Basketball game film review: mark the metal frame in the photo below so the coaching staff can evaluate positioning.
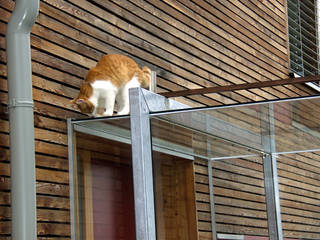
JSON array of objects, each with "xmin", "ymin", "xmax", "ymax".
[
  {"xmin": 67, "ymin": 88, "xmax": 320, "ymax": 240},
  {"xmin": 206, "ymin": 115, "xmax": 218, "ymax": 240},
  {"xmin": 129, "ymin": 88, "xmax": 156, "ymax": 239},
  {"xmin": 261, "ymin": 104, "xmax": 283, "ymax": 240},
  {"xmin": 160, "ymin": 74, "xmax": 320, "ymax": 98},
  {"xmin": 67, "ymin": 119, "xmax": 79, "ymax": 240},
  {"xmin": 128, "ymin": 87, "xmax": 195, "ymax": 239},
  {"xmin": 208, "ymin": 160, "xmax": 217, "ymax": 240}
]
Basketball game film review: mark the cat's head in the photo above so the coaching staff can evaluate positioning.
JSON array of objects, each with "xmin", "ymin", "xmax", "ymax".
[
  {"xmin": 71, "ymin": 82, "xmax": 94, "ymax": 115},
  {"xmin": 71, "ymin": 98, "xmax": 94, "ymax": 114}
]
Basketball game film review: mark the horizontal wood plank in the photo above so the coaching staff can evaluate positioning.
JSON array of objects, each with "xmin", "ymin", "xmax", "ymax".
[{"xmin": 1, "ymin": 0, "xmax": 320, "ymax": 238}]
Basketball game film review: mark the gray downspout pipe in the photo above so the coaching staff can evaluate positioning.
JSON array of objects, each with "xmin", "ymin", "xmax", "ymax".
[{"xmin": 5, "ymin": 0, "xmax": 39, "ymax": 239}]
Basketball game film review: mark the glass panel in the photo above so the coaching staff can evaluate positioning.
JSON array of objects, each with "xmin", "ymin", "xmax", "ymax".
[
  {"xmin": 70, "ymin": 93, "xmax": 320, "ymax": 240},
  {"xmin": 272, "ymin": 98, "xmax": 320, "ymax": 154},
  {"xmin": 152, "ymin": 151, "xmax": 198, "ymax": 240},
  {"xmin": 149, "ymin": 95, "xmax": 320, "ymax": 239},
  {"xmin": 72, "ymin": 96, "xmax": 320, "ymax": 161},
  {"xmin": 211, "ymin": 156, "xmax": 269, "ymax": 238},
  {"xmin": 277, "ymin": 152, "xmax": 320, "ymax": 239},
  {"xmin": 151, "ymin": 96, "xmax": 320, "ymax": 158},
  {"xmin": 150, "ymin": 115, "xmax": 269, "ymax": 239},
  {"xmin": 151, "ymin": 104, "xmax": 264, "ymax": 160},
  {"xmin": 73, "ymin": 116, "xmax": 131, "ymax": 145},
  {"xmin": 151, "ymin": 117, "xmax": 259, "ymax": 161},
  {"xmin": 73, "ymin": 117, "xmax": 136, "ymax": 240}
]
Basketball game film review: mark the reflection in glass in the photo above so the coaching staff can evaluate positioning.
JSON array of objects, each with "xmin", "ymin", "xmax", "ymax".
[
  {"xmin": 153, "ymin": 152, "xmax": 198, "ymax": 240},
  {"xmin": 70, "ymin": 95, "xmax": 320, "ymax": 239},
  {"xmin": 75, "ymin": 132, "xmax": 135, "ymax": 240},
  {"xmin": 277, "ymin": 152, "xmax": 320, "ymax": 239}
]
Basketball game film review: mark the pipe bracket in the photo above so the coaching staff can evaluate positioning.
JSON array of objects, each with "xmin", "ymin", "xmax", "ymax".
[{"xmin": 8, "ymin": 98, "xmax": 34, "ymax": 109}]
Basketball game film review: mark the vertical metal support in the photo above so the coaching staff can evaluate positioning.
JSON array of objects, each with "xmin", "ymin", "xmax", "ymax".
[
  {"xmin": 149, "ymin": 71, "xmax": 157, "ymax": 93},
  {"xmin": 129, "ymin": 88, "xmax": 157, "ymax": 240},
  {"xmin": 208, "ymin": 160, "xmax": 218, "ymax": 240},
  {"xmin": 67, "ymin": 119, "xmax": 79, "ymax": 240},
  {"xmin": 206, "ymin": 115, "xmax": 218, "ymax": 240},
  {"xmin": 261, "ymin": 104, "xmax": 283, "ymax": 240}
]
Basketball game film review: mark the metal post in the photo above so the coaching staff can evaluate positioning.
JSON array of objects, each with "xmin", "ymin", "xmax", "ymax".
[
  {"xmin": 208, "ymin": 160, "xmax": 218, "ymax": 240},
  {"xmin": 206, "ymin": 115, "xmax": 218, "ymax": 240},
  {"xmin": 261, "ymin": 104, "xmax": 283, "ymax": 240},
  {"xmin": 129, "ymin": 88, "xmax": 157, "ymax": 240},
  {"xmin": 67, "ymin": 119, "xmax": 79, "ymax": 240},
  {"xmin": 149, "ymin": 71, "xmax": 157, "ymax": 93}
]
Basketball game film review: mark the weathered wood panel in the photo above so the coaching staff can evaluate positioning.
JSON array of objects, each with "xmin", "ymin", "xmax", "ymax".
[
  {"xmin": 1, "ymin": 0, "xmax": 320, "ymax": 238},
  {"xmin": 154, "ymin": 153, "xmax": 198, "ymax": 240},
  {"xmin": 277, "ymin": 153, "xmax": 320, "ymax": 239},
  {"xmin": 195, "ymin": 156, "xmax": 269, "ymax": 237}
]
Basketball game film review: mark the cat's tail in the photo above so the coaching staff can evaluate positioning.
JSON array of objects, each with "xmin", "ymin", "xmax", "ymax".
[{"xmin": 141, "ymin": 66, "xmax": 151, "ymax": 89}]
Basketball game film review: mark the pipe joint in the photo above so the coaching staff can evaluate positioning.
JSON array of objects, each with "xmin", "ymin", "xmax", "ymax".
[
  {"xmin": 6, "ymin": 0, "xmax": 39, "ymax": 35},
  {"xmin": 8, "ymin": 98, "xmax": 34, "ymax": 109}
]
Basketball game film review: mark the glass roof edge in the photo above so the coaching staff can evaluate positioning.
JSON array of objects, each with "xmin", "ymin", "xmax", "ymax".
[
  {"xmin": 276, "ymin": 148, "xmax": 320, "ymax": 156},
  {"xmin": 70, "ymin": 114, "xmax": 130, "ymax": 124},
  {"xmin": 149, "ymin": 94, "xmax": 320, "ymax": 116},
  {"xmin": 140, "ymin": 88, "xmax": 190, "ymax": 112},
  {"xmin": 73, "ymin": 120, "xmax": 211, "ymax": 160},
  {"xmin": 210, "ymin": 153, "xmax": 263, "ymax": 161},
  {"xmin": 68, "ymin": 92, "xmax": 320, "ymax": 123},
  {"xmin": 69, "ymin": 90, "xmax": 320, "ymax": 159},
  {"xmin": 73, "ymin": 122, "xmax": 131, "ymax": 145},
  {"xmin": 154, "ymin": 117, "xmax": 264, "ymax": 156}
]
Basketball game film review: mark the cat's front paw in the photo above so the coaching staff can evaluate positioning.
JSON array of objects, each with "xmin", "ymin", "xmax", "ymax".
[
  {"xmin": 116, "ymin": 109, "xmax": 130, "ymax": 116},
  {"xmin": 91, "ymin": 113, "xmax": 103, "ymax": 118},
  {"xmin": 102, "ymin": 111, "xmax": 113, "ymax": 117},
  {"xmin": 91, "ymin": 111, "xmax": 112, "ymax": 118}
]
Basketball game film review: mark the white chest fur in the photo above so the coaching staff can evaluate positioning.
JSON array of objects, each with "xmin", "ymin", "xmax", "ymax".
[{"xmin": 89, "ymin": 76, "xmax": 141, "ymax": 117}]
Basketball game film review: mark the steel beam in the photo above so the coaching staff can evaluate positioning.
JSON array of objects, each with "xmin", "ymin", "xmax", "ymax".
[
  {"xmin": 206, "ymin": 114, "xmax": 218, "ymax": 240},
  {"xmin": 261, "ymin": 104, "xmax": 283, "ymax": 240},
  {"xmin": 208, "ymin": 160, "xmax": 218, "ymax": 240},
  {"xmin": 67, "ymin": 119, "xmax": 79, "ymax": 240},
  {"xmin": 129, "ymin": 88, "xmax": 157, "ymax": 240},
  {"xmin": 160, "ymin": 75, "xmax": 320, "ymax": 98}
]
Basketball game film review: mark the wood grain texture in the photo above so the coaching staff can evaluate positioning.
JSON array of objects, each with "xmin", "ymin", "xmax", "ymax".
[{"xmin": 0, "ymin": 0, "xmax": 320, "ymax": 238}]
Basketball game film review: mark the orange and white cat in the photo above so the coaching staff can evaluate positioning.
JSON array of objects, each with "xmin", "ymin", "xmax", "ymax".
[{"xmin": 72, "ymin": 54, "xmax": 151, "ymax": 117}]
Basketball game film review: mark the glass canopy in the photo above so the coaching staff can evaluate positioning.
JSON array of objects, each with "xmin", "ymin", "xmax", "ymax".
[
  {"xmin": 151, "ymin": 96, "xmax": 320, "ymax": 158},
  {"xmin": 72, "ymin": 94, "xmax": 320, "ymax": 160},
  {"xmin": 68, "ymin": 88, "xmax": 320, "ymax": 240}
]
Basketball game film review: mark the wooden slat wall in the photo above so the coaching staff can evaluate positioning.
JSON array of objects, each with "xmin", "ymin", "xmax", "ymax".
[
  {"xmin": 195, "ymin": 157, "xmax": 268, "ymax": 239},
  {"xmin": 153, "ymin": 153, "xmax": 198, "ymax": 240},
  {"xmin": 278, "ymin": 152, "xmax": 320, "ymax": 239},
  {"xmin": 75, "ymin": 133, "xmax": 135, "ymax": 239},
  {"xmin": 0, "ymin": 0, "xmax": 319, "ymax": 239}
]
